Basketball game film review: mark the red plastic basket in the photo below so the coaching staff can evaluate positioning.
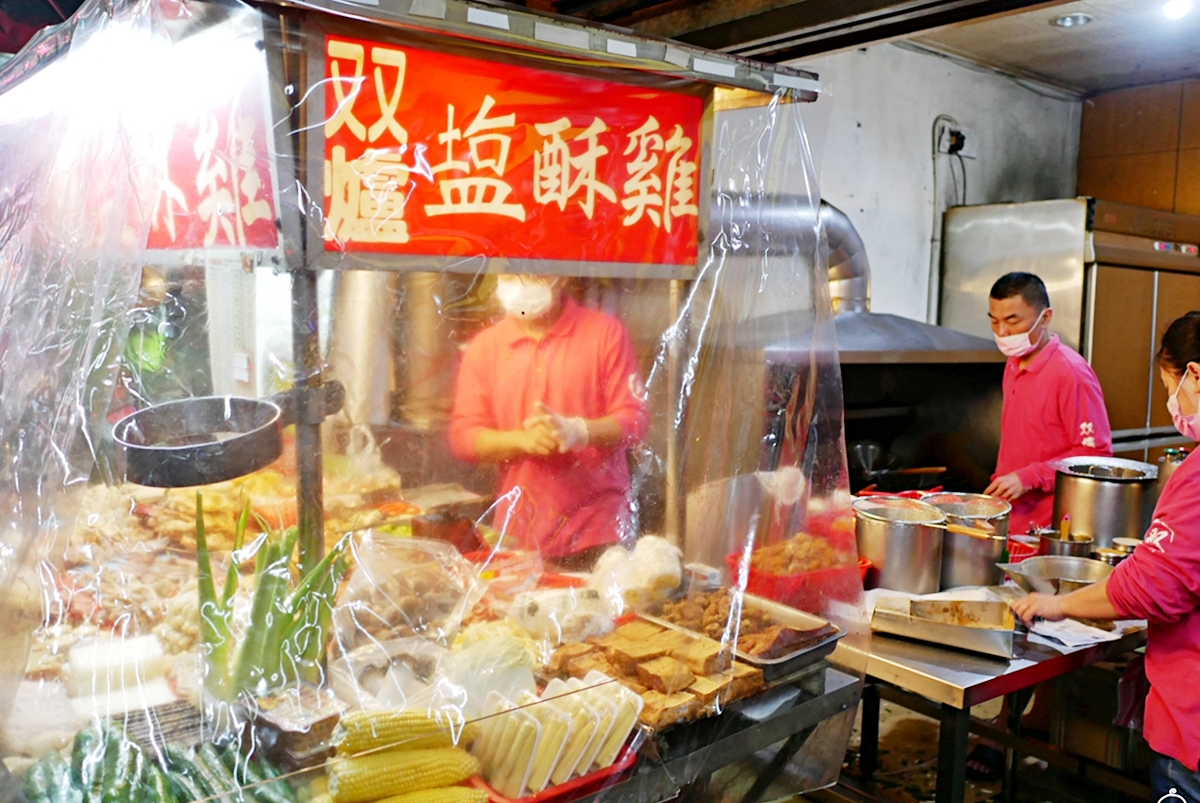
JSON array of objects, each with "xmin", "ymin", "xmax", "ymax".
[
  {"xmin": 1007, "ymin": 535, "xmax": 1039, "ymax": 564},
  {"xmin": 725, "ymin": 553, "xmax": 863, "ymax": 612},
  {"xmin": 468, "ymin": 741, "xmax": 639, "ymax": 803}
]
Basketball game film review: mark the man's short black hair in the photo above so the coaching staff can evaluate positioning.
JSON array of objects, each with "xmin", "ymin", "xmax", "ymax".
[{"xmin": 990, "ymin": 272, "xmax": 1050, "ymax": 311}]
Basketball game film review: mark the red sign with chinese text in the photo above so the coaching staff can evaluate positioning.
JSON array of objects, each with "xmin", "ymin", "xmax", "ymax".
[
  {"xmin": 322, "ymin": 34, "xmax": 705, "ymax": 265},
  {"xmin": 147, "ymin": 63, "xmax": 280, "ymax": 251}
]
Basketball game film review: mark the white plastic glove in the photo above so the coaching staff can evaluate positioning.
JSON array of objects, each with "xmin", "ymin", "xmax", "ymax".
[{"xmin": 536, "ymin": 402, "xmax": 589, "ymax": 452}]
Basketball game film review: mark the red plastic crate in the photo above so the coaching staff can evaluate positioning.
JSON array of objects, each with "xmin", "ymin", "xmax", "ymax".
[{"xmin": 725, "ymin": 553, "xmax": 863, "ymax": 612}]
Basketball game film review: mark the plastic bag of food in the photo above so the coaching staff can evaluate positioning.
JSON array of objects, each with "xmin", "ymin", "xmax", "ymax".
[
  {"xmin": 332, "ymin": 534, "xmax": 485, "ymax": 652},
  {"xmin": 506, "ymin": 588, "xmax": 614, "ymax": 654},
  {"xmin": 587, "ymin": 535, "xmax": 683, "ymax": 612},
  {"xmin": 329, "ymin": 637, "xmax": 452, "ymax": 711}
]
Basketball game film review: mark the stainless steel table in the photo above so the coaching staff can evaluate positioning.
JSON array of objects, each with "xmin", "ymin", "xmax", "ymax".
[{"xmin": 837, "ymin": 627, "xmax": 1147, "ymax": 803}]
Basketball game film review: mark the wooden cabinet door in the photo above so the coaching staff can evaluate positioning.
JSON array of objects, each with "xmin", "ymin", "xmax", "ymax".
[
  {"xmin": 1150, "ymin": 271, "xmax": 1200, "ymax": 427},
  {"xmin": 1090, "ymin": 265, "xmax": 1156, "ymax": 432}
]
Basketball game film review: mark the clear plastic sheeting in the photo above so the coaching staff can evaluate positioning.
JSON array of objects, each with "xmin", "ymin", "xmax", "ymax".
[{"xmin": 0, "ymin": 1, "xmax": 865, "ymax": 801}]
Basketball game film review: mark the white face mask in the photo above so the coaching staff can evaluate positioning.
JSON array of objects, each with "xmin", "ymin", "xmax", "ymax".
[
  {"xmin": 496, "ymin": 277, "xmax": 554, "ymax": 319},
  {"xmin": 994, "ymin": 309, "xmax": 1049, "ymax": 358},
  {"xmin": 1166, "ymin": 373, "xmax": 1200, "ymax": 441}
]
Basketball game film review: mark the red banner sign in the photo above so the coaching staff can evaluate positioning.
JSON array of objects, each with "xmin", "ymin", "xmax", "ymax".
[
  {"xmin": 322, "ymin": 34, "xmax": 705, "ymax": 265},
  {"xmin": 148, "ymin": 51, "xmax": 280, "ymax": 251}
]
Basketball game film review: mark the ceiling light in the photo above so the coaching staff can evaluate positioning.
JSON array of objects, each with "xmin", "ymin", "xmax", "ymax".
[
  {"xmin": 1051, "ymin": 12, "xmax": 1094, "ymax": 27},
  {"xmin": 1163, "ymin": 0, "xmax": 1193, "ymax": 19}
]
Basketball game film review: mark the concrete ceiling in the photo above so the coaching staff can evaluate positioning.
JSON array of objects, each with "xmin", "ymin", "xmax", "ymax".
[{"xmin": 911, "ymin": 0, "xmax": 1200, "ymax": 95}]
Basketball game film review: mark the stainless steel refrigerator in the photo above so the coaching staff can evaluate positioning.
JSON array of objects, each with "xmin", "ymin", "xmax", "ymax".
[{"xmin": 939, "ymin": 197, "xmax": 1200, "ymax": 460}]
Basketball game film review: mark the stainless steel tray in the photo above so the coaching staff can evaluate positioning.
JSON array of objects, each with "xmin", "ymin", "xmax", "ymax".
[
  {"xmin": 642, "ymin": 593, "xmax": 846, "ymax": 681},
  {"xmin": 870, "ymin": 608, "xmax": 1013, "ymax": 659}
]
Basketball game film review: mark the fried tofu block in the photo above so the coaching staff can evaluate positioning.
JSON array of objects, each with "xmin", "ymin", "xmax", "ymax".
[
  {"xmin": 621, "ymin": 678, "xmax": 649, "ymax": 696},
  {"xmin": 726, "ymin": 661, "xmax": 765, "ymax": 700},
  {"xmin": 568, "ymin": 652, "xmax": 617, "ymax": 680},
  {"xmin": 549, "ymin": 642, "xmax": 597, "ymax": 675},
  {"xmin": 688, "ymin": 672, "xmax": 733, "ymax": 707},
  {"xmin": 591, "ymin": 630, "xmax": 635, "ymax": 650},
  {"xmin": 636, "ymin": 656, "xmax": 696, "ymax": 694},
  {"xmin": 616, "ymin": 619, "xmax": 666, "ymax": 641},
  {"xmin": 670, "ymin": 636, "xmax": 732, "ymax": 676},
  {"xmin": 639, "ymin": 690, "xmax": 697, "ymax": 730},
  {"xmin": 610, "ymin": 641, "xmax": 672, "ymax": 675},
  {"xmin": 653, "ymin": 629, "xmax": 694, "ymax": 653}
]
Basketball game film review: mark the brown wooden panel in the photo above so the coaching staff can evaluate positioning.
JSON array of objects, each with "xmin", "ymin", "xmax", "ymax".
[
  {"xmin": 1080, "ymin": 83, "xmax": 1183, "ymax": 159},
  {"xmin": 1077, "ymin": 152, "xmax": 1178, "ymax": 212},
  {"xmin": 1150, "ymin": 272, "xmax": 1200, "ymax": 428},
  {"xmin": 1181, "ymin": 80, "xmax": 1200, "ymax": 151},
  {"xmin": 1091, "ymin": 266, "xmax": 1156, "ymax": 432},
  {"xmin": 1176, "ymin": 148, "xmax": 1200, "ymax": 216}
]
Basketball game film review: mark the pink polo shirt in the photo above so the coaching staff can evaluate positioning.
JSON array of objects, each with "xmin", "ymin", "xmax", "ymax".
[
  {"xmin": 994, "ymin": 335, "xmax": 1112, "ymax": 534},
  {"xmin": 1107, "ymin": 451, "xmax": 1200, "ymax": 771},
  {"xmin": 449, "ymin": 298, "xmax": 648, "ymax": 559}
]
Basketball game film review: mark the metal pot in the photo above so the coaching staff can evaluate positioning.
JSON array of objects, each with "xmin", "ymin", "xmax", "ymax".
[
  {"xmin": 1051, "ymin": 456, "xmax": 1157, "ymax": 549},
  {"xmin": 924, "ymin": 493, "xmax": 1010, "ymax": 589},
  {"xmin": 853, "ymin": 497, "xmax": 945, "ymax": 594},
  {"xmin": 1037, "ymin": 530, "xmax": 1094, "ymax": 558}
]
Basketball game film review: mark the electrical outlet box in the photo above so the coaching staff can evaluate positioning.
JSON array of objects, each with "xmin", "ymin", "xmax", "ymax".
[{"xmin": 937, "ymin": 125, "xmax": 978, "ymax": 159}]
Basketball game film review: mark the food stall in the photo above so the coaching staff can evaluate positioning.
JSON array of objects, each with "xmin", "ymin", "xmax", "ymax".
[{"xmin": 0, "ymin": 1, "xmax": 869, "ymax": 801}]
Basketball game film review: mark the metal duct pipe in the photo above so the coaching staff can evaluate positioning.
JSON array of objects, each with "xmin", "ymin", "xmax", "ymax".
[
  {"xmin": 821, "ymin": 202, "xmax": 870, "ymax": 314},
  {"xmin": 714, "ymin": 198, "xmax": 870, "ymax": 313}
]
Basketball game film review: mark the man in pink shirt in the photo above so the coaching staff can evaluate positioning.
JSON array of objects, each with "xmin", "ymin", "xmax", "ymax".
[
  {"xmin": 984, "ymin": 272, "xmax": 1112, "ymax": 534},
  {"xmin": 449, "ymin": 274, "xmax": 648, "ymax": 567}
]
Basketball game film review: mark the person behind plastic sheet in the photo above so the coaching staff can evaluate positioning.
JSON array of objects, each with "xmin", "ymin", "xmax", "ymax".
[
  {"xmin": 449, "ymin": 274, "xmax": 649, "ymax": 571},
  {"xmin": 1011, "ymin": 310, "xmax": 1200, "ymax": 801},
  {"xmin": 984, "ymin": 272, "xmax": 1112, "ymax": 534}
]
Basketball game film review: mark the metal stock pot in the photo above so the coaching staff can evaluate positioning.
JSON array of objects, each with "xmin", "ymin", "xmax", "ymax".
[
  {"xmin": 853, "ymin": 497, "xmax": 945, "ymax": 594},
  {"xmin": 924, "ymin": 492, "xmax": 1010, "ymax": 589},
  {"xmin": 1052, "ymin": 457, "xmax": 1157, "ymax": 548}
]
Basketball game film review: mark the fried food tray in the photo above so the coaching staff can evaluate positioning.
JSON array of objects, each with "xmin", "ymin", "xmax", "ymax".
[{"xmin": 641, "ymin": 594, "xmax": 845, "ymax": 682}]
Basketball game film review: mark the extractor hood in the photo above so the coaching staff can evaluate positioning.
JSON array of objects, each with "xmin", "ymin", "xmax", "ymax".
[{"xmin": 822, "ymin": 202, "xmax": 1003, "ymax": 364}]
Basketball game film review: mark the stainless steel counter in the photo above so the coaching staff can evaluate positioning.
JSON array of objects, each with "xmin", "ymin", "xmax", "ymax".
[{"xmin": 836, "ymin": 626, "xmax": 1146, "ymax": 708}]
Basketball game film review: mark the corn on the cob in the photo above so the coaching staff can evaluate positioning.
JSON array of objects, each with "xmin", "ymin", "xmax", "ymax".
[
  {"xmin": 374, "ymin": 787, "xmax": 489, "ymax": 803},
  {"xmin": 334, "ymin": 709, "xmax": 480, "ymax": 755},
  {"xmin": 329, "ymin": 747, "xmax": 481, "ymax": 803}
]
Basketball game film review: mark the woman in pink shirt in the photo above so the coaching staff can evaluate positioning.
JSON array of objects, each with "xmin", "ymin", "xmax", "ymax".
[
  {"xmin": 1013, "ymin": 310, "xmax": 1200, "ymax": 800},
  {"xmin": 449, "ymin": 274, "xmax": 648, "ymax": 569}
]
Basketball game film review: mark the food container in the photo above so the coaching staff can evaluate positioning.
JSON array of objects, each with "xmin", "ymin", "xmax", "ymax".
[
  {"xmin": 1037, "ymin": 530, "xmax": 1095, "ymax": 558},
  {"xmin": 853, "ymin": 497, "xmax": 946, "ymax": 594},
  {"xmin": 643, "ymin": 593, "xmax": 845, "ymax": 681},
  {"xmin": 1111, "ymin": 537, "xmax": 1141, "ymax": 554},
  {"xmin": 870, "ymin": 598, "xmax": 1014, "ymax": 659},
  {"xmin": 1052, "ymin": 456, "xmax": 1157, "ymax": 548},
  {"xmin": 995, "ymin": 555, "xmax": 1113, "ymax": 595},
  {"xmin": 1091, "ymin": 548, "xmax": 1127, "ymax": 567},
  {"xmin": 924, "ymin": 493, "xmax": 1010, "ymax": 589},
  {"xmin": 724, "ymin": 553, "xmax": 862, "ymax": 613}
]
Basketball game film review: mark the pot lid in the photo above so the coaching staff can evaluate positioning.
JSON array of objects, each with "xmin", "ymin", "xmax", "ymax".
[
  {"xmin": 1052, "ymin": 456, "xmax": 1157, "ymax": 482},
  {"xmin": 852, "ymin": 496, "xmax": 946, "ymax": 523}
]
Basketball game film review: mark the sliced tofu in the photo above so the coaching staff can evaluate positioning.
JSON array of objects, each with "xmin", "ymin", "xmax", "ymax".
[
  {"xmin": 670, "ymin": 636, "xmax": 732, "ymax": 676},
  {"xmin": 727, "ymin": 661, "xmax": 765, "ymax": 700},
  {"xmin": 549, "ymin": 642, "xmax": 597, "ymax": 675},
  {"xmin": 636, "ymin": 656, "xmax": 696, "ymax": 694},
  {"xmin": 609, "ymin": 641, "xmax": 672, "ymax": 675},
  {"xmin": 639, "ymin": 690, "xmax": 697, "ymax": 730},
  {"xmin": 615, "ymin": 620, "xmax": 665, "ymax": 641}
]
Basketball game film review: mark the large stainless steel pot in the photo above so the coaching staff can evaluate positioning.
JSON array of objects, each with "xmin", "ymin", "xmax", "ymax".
[
  {"xmin": 924, "ymin": 493, "xmax": 1010, "ymax": 589},
  {"xmin": 853, "ymin": 497, "xmax": 945, "ymax": 594},
  {"xmin": 1051, "ymin": 457, "xmax": 1157, "ymax": 549}
]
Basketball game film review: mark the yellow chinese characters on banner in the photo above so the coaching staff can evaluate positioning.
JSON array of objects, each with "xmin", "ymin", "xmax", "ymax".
[{"xmin": 322, "ymin": 34, "xmax": 705, "ymax": 265}]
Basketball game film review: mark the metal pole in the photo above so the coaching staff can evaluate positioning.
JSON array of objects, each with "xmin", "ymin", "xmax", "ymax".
[
  {"xmin": 292, "ymin": 269, "xmax": 324, "ymax": 574},
  {"xmin": 665, "ymin": 279, "xmax": 685, "ymax": 547}
]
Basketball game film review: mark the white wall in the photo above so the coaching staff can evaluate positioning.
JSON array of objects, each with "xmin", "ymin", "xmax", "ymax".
[{"xmin": 794, "ymin": 44, "xmax": 1082, "ymax": 323}]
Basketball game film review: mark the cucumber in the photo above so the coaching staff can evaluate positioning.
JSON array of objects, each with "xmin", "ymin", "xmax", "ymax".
[
  {"xmin": 142, "ymin": 764, "xmax": 178, "ymax": 803},
  {"xmin": 101, "ymin": 736, "xmax": 140, "ymax": 803},
  {"xmin": 161, "ymin": 744, "xmax": 196, "ymax": 776},
  {"xmin": 42, "ymin": 751, "xmax": 83, "ymax": 803},
  {"xmin": 250, "ymin": 758, "xmax": 296, "ymax": 803},
  {"xmin": 167, "ymin": 771, "xmax": 205, "ymax": 803},
  {"xmin": 194, "ymin": 744, "xmax": 242, "ymax": 802},
  {"xmin": 220, "ymin": 748, "xmax": 292, "ymax": 803},
  {"xmin": 23, "ymin": 757, "xmax": 52, "ymax": 803},
  {"xmin": 70, "ymin": 726, "xmax": 103, "ymax": 788}
]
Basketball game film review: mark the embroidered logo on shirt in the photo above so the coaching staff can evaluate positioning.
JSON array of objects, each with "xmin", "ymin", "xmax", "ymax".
[
  {"xmin": 1144, "ymin": 519, "xmax": 1176, "ymax": 554},
  {"xmin": 1079, "ymin": 421, "xmax": 1096, "ymax": 448},
  {"xmin": 1155, "ymin": 788, "xmax": 1187, "ymax": 803}
]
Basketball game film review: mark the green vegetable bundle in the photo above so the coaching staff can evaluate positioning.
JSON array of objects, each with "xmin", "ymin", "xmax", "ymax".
[
  {"xmin": 24, "ymin": 723, "xmax": 299, "ymax": 803},
  {"xmin": 195, "ymin": 494, "xmax": 349, "ymax": 701}
]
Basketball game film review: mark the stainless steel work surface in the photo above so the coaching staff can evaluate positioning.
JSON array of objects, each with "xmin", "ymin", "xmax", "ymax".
[{"xmin": 837, "ymin": 626, "xmax": 1145, "ymax": 709}]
